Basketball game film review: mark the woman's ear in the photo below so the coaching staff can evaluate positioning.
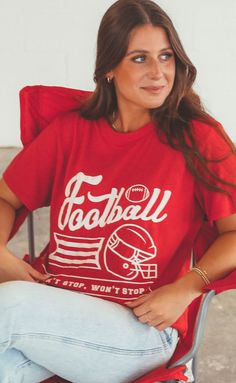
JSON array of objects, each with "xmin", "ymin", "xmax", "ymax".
[{"xmin": 105, "ymin": 72, "xmax": 114, "ymax": 82}]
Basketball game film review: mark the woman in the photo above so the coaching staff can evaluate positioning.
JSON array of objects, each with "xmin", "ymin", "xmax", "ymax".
[{"xmin": 0, "ymin": 0, "xmax": 236, "ymax": 382}]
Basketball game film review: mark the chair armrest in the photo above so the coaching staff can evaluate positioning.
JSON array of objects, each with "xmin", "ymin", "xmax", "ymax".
[
  {"xmin": 27, "ymin": 212, "xmax": 35, "ymax": 263},
  {"xmin": 169, "ymin": 289, "xmax": 216, "ymax": 368}
]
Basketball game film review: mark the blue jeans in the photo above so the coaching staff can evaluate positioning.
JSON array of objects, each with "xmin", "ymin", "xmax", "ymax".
[{"xmin": 0, "ymin": 281, "xmax": 179, "ymax": 383}]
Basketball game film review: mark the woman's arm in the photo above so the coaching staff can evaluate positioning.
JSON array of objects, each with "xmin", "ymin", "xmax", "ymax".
[
  {"xmin": 0, "ymin": 178, "xmax": 23, "ymax": 244},
  {"xmin": 0, "ymin": 178, "xmax": 49, "ymax": 283},
  {"xmin": 125, "ymin": 214, "xmax": 236, "ymax": 330},
  {"xmin": 196, "ymin": 214, "xmax": 236, "ymax": 280}
]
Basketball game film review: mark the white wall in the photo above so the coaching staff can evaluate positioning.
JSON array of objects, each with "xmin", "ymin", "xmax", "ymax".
[{"xmin": 0, "ymin": 0, "xmax": 235, "ymax": 146}]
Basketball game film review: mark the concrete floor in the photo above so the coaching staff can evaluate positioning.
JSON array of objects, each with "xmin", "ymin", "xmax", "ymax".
[{"xmin": 1, "ymin": 147, "xmax": 236, "ymax": 383}]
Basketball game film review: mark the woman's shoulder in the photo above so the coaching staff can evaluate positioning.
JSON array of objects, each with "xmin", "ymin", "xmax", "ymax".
[
  {"xmin": 46, "ymin": 110, "xmax": 99, "ymax": 150},
  {"xmin": 190, "ymin": 118, "xmax": 222, "ymax": 139},
  {"xmin": 190, "ymin": 118, "xmax": 234, "ymax": 158},
  {"xmin": 49, "ymin": 110, "xmax": 90, "ymax": 134}
]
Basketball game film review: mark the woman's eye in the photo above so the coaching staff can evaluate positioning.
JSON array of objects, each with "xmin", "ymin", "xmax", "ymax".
[
  {"xmin": 132, "ymin": 55, "xmax": 146, "ymax": 63},
  {"xmin": 160, "ymin": 52, "xmax": 173, "ymax": 61}
]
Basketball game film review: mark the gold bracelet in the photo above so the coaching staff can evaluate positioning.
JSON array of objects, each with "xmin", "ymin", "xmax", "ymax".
[{"xmin": 191, "ymin": 266, "xmax": 211, "ymax": 285}]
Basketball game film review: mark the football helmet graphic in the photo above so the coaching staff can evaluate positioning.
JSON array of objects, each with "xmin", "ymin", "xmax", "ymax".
[{"xmin": 104, "ymin": 224, "xmax": 158, "ymax": 280}]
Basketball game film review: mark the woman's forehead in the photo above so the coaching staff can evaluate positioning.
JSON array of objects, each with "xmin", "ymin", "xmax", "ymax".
[{"xmin": 127, "ymin": 25, "xmax": 171, "ymax": 51}]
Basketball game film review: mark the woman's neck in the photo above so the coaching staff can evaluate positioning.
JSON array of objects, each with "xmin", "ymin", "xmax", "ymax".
[{"xmin": 112, "ymin": 106, "xmax": 151, "ymax": 133}]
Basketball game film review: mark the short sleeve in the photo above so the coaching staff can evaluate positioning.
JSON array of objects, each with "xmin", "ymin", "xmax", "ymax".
[
  {"xmin": 3, "ymin": 117, "xmax": 61, "ymax": 211},
  {"xmin": 193, "ymin": 120, "xmax": 236, "ymax": 224}
]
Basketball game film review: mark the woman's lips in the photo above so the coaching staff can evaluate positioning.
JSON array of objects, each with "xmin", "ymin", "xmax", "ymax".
[{"xmin": 142, "ymin": 86, "xmax": 165, "ymax": 94}]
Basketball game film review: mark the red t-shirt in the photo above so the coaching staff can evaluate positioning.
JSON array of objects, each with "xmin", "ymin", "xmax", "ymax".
[{"xmin": 3, "ymin": 112, "xmax": 236, "ymax": 337}]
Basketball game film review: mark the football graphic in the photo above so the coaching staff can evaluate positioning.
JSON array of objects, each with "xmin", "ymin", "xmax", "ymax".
[
  {"xmin": 125, "ymin": 184, "xmax": 150, "ymax": 203},
  {"xmin": 104, "ymin": 224, "xmax": 158, "ymax": 280}
]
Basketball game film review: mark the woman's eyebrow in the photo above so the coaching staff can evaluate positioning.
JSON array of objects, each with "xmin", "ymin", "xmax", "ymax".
[{"xmin": 126, "ymin": 46, "xmax": 173, "ymax": 56}]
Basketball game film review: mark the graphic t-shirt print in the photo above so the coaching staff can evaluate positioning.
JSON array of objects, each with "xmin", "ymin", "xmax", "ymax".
[{"xmin": 46, "ymin": 172, "xmax": 172, "ymax": 301}]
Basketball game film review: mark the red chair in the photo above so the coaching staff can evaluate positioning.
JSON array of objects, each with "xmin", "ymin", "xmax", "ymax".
[
  {"xmin": 10, "ymin": 85, "xmax": 236, "ymax": 383},
  {"xmin": 41, "ymin": 378, "xmax": 70, "ymax": 383}
]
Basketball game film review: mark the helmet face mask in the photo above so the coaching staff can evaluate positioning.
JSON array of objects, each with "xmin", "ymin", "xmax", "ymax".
[{"xmin": 104, "ymin": 224, "xmax": 158, "ymax": 280}]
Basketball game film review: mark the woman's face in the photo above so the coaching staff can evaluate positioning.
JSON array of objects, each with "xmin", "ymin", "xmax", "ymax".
[{"xmin": 108, "ymin": 24, "xmax": 176, "ymax": 112}]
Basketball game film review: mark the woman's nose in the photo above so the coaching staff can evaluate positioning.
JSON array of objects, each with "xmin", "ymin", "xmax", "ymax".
[{"xmin": 149, "ymin": 59, "xmax": 163, "ymax": 78}]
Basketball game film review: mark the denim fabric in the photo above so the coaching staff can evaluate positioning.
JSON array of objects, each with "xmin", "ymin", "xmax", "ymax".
[{"xmin": 0, "ymin": 281, "xmax": 179, "ymax": 383}]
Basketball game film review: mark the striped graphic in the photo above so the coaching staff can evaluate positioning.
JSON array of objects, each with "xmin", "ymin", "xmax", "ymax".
[{"xmin": 48, "ymin": 233, "xmax": 103, "ymax": 269}]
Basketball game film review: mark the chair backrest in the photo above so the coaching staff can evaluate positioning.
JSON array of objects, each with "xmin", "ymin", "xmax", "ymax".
[{"xmin": 19, "ymin": 85, "xmax": 91, "ymax": 146}]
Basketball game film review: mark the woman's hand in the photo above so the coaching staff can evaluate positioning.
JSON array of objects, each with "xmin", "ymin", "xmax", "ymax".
[
  {"xmin": 125, "ymin": 277, "xmax": 203, "ymax": 331},
  {"xmin": 0, "ymin": 246, "xmax": 50, "ymax": 284}
]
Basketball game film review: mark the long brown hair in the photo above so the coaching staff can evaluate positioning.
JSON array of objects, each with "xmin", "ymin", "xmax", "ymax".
[{"xmin": 80, "ymin": 0, "xmax": 236, "ymax": 194}]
